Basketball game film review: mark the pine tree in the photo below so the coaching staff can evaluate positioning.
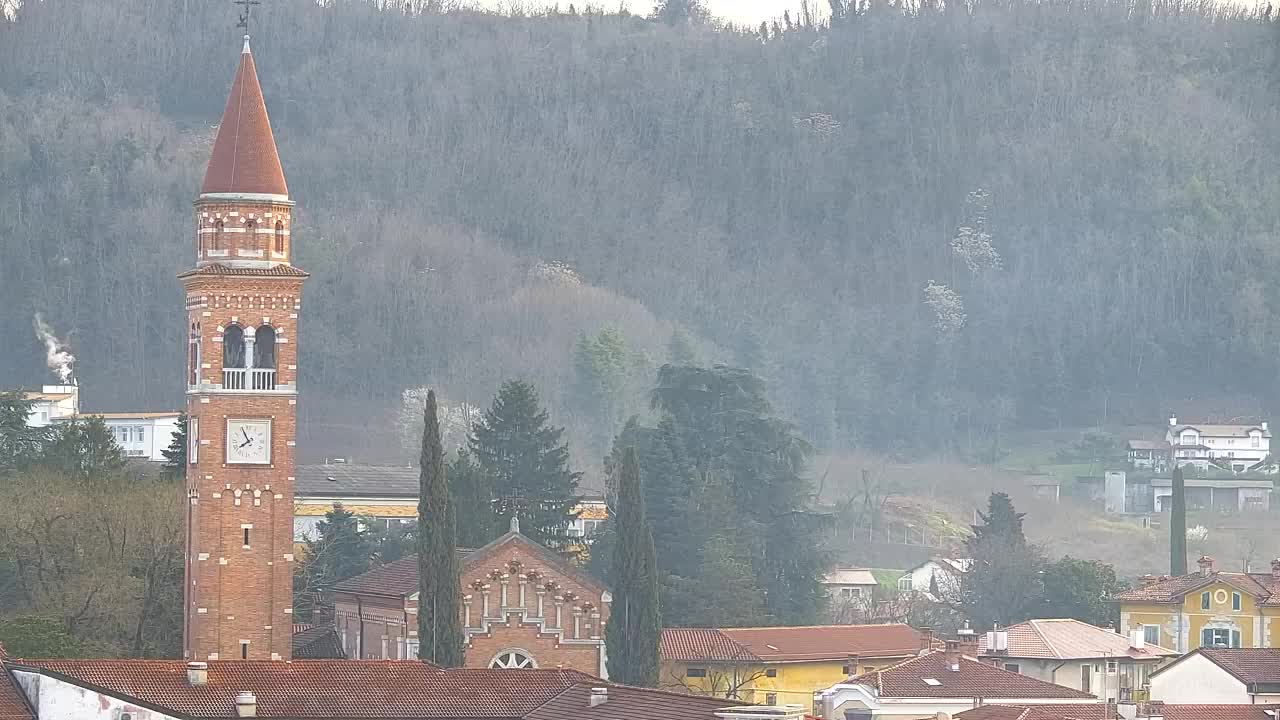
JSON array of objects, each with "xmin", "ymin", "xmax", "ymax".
[
  {"xmin": 960, "ymin": 492, "xmax": 1044, "ymax": 631},
  {"xmin": 604, "ymin": 447, "xmax": 660, "ymax": 686},
  {"xmin": 417, "ymin": 390, "xmax": 465, "ymax": 666},
  {"xmin": 41, "ymin": 416, "xmax": 126, "ymax": 481},
  {"xmin": 971, "ymin": 492, "xmax": 1026, "ymax": 545},
  {"xmin": 1171, "ymin": 465, "xmax": 1188, "ymax": 576},
  {"xmin": 0, "ymin": 391, "xmax": 50, "ymax": 474},
  {"xmin": 448, "ymin": 450, "xmax": 498, "ymax": 548},
  {"xmin": 469, "ymin": 380, "xmax": 581, "ymax": 548},
  {"xmin": 161, "ymin": 414, "xmax": 187, "ymax": 479},
  {"xmin": 297, "ymin": 503, "xmax": 374, "ymax": 621}
]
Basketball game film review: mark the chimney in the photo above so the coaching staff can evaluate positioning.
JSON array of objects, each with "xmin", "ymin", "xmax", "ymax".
[
  {"xmin": 994, "ymin": 631, "xmax": 1008, "ymax": 652},
  {"xmin": 186, "ymin": 661, "xmax": 208, "ymax": 687},
  {"xmin": 956, "ymin": 627, "xmax": 978, "ymax": 657},
  {"xmin": 1169, "ymin": 415, "xmax": 1177, "ymax": 427},
  {"xmin": 1263, "ymin": 421, "xmax": 1269, "ymax": 431},
  {"xmin": 1130, "ymin": 629, "xmax": 1145, "ymax": 650},
  {"xmin": 943, "ymin": 640, "xmax": 961, "ymax": 671},
  {"xmin": 919, "ymin": 627, "xmax": 934, "ymax": 655},
  {"xmin": 1271, "ymin": 559, "xmax": 1280, "ymax": 581},
  {"xmin": 845, "ymin": 654, "xmax": 860, "ymax": 679},
  {"xmin": 1198, "ymin": 556, "xmax": 1214, "ymax": 577},
  {"xmin": 589, "ymin": 687, "xmax": 608, "ymax": 708},
  {"xmin": 235, "ymin": 691, "xmax": 257, "ymax": 718}
]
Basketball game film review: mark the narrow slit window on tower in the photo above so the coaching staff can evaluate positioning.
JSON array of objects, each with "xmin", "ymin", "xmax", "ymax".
[
  {"xmin": 274, "ymin": 221, "xmax": 285, "ymax": 253},
  {"xmin": 243, "ymin": 528, "xmax": 250, "ymax": 547},
  {"xmin": 244, "ymin": 220, "xmax": 256, "ymax": 254},
  {"xmin": 240, "ymin": 641, "xmax": 249, "ymax": 660},
  {"xmin": 214, "ymin": 220, "xmax": 224, "ymax": 250},
  {"xmin": 223, "ymin": 324, "xmax": 246, "ymax": 368},
  {"xmin": 188, "ymin": 322, "xmax": 200, "ymax": 387}
]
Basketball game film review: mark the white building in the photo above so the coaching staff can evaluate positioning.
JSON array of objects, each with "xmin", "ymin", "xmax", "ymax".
[
  {"xmin": 1166, "ymin": 416, "xmax": 1271, "ymax": 473},
  {"xmin": 18, "ymin": 384, "xmax": 181, "ymax": 462},
  {"xmin": 1149, "ymin": 647, "xmax": 1280, "ymax": 705},
  {"xmin": 977, "ymin": 619, "xmax": 1177, "ymax": 702},
  {"xmin": 823, "ymin": 568, "xmax": 880, "ymax": 603},
  {"xmin": 897, "ymin": 558, "xmax": 970, "ymax": 600}
]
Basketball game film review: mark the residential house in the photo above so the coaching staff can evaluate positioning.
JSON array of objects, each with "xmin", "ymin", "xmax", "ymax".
[
  {"xmin": 1149, "ymin": 647, "xmax": 1280, "ymax": 705},
  {"xmin": 0, "ymin": 654, "xmax": 750, "ymax": 720},
  {"xmin": 1151, "ymin": 476, "xmax": 1271, "ymax": 513},
  {"xmin": 1166, "ymin": 417, "xmax": 1271, "ymax": 473},
  {"xmin": 293, "ymin": 461, "xmax": 606, "ymax": 541},
  {"xmin": 1127, "ymin": 440, "xmax": 1171, "ymax": 473},
  {"xmin": 331, "ymin": 518, "xmax": 610, "ymax": 676},
  {"xmin": 823, "ymin": 568, "xmax": 881, "ymax": 605},
  {"xmin": 19, "ymin": 385, "xmax": 78, "ymax": 427},
  {"xmin": 955, "ymin": 703, "xmax": 1280, "ymax": 719},
  {"xmin": 1112, "ymin": 557, "xmax": 1280, "ymax": 653},
  {"xmin": 897, "ymin": 558, "xmax": 970, "ymax": 599},
  {"xmin": 977, "ymin": 619, "xmax": 1177, "ymax": 702},
  {"xmin": 812, "ymin": 641, "xmax": 1097, "ymax": 719},
  {"xmin": 661, "ymin": 624, "xmax": 934, "ymax": 711}
]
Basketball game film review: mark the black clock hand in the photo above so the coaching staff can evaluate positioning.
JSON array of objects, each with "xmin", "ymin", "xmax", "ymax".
[{"xmin": 242, "ymin": 428, "xmax": 251, "ymax": 443}]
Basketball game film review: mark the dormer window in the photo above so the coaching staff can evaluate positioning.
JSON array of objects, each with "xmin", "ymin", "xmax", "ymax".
[{"xmin": 1180, "ymin": 431, "xmax": 1198, "ymax": 445}]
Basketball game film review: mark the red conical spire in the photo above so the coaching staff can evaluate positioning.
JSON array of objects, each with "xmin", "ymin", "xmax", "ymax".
[{"xmin": 200, "ymin": 36, "xmax": 288, "ymax": 197}]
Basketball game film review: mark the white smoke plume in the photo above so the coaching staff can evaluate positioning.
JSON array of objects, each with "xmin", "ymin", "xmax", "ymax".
[{"xmin": 32, "ymin": 313, "xmax": 75, "ymax": 384}]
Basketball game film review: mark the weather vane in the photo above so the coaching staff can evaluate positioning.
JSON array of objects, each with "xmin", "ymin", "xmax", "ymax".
[{"xmin": 235, "ymin": 0, "xmax": 261, "ymax": 33}]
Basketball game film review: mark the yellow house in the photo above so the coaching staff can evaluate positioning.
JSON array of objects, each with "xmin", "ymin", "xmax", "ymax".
[
  {"xmin": 1113, "ymin": 556, "xmax": 1280, "ymax": 653},
  {"xmin": 659, "ymin": 624, "xmax": 932, "ymax": 711}
]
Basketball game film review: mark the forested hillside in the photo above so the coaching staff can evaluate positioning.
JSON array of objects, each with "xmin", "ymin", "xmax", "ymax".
[{"xmin": 3, "ymin": 0, "xmax": 1279, "ymax": 465}]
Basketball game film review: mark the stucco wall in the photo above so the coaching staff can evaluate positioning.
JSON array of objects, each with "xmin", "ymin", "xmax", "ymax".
[
  {"xmin": 10, "ymin": 670, "xmax": 182, "ymax": 720},
  {"xmin": 1149, "ymin": 653, "xmax": 1250, "ymax": 704}
]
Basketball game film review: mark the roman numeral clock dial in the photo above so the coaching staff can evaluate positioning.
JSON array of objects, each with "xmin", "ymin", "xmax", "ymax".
[{"xmin": 225, "ymin": 418, "xmax": 272, "ymax": 465}]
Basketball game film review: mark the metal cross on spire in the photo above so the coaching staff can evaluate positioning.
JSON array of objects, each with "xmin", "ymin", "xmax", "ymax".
[{"xmin": 235, "ymin": 0, "xmax": 261, "ymax": 34}]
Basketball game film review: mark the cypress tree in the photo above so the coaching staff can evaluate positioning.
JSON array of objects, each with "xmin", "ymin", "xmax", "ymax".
[
  {"xmin": 417, "ymin": 390, "xmax": 464, "ymax": 666},
  {"xmin": 1170, "ymin": 465, "xmax": 1188, "ymax": 576},
  {"xmin": 604, "ymin": 447, "xmax": 661, "ymax": 686}
]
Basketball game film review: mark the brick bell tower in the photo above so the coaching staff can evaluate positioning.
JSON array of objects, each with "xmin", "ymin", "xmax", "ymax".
[{"xmin": 181, "ymin": 34, "xmax": 306, "ymax": 661}]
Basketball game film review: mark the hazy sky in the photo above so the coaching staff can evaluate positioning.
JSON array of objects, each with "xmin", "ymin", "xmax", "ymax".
[{"xmin": 482, "ymin": 0, "xmax": 822, "ymax": 26}]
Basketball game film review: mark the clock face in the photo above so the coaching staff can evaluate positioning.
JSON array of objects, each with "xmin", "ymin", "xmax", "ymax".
[{"xmin": 226, "ymin": 419, "xmax": 271, "ymax": 465}]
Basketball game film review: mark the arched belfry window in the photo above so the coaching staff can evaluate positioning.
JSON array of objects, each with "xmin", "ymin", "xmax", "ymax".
[
  {"xmin": 254, "ymin": 325, "xmax": 276, "ymax": 370},
  {"xmin": 244, "ymin": 220, "xmax": 256, "ymax": 253},
  {"xmin": 274, "ymin": 221, "xmax": 285, "ymax": 254},
  {"xmin": 223, "ymin": 324, "xmax": 246, "ymax": 368},
  {"xmin": 213, "ymin": 220, "xmax": 224, "ymax": 251}
]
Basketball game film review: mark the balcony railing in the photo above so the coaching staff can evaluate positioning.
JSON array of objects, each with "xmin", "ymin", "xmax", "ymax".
[{"xmin": 222, "ymin": 368, "xmax": 277, "ymax": 391}]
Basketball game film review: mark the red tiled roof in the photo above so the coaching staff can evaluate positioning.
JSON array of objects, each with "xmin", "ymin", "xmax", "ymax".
[
  {"xmin": 0, "ymin": 659, "xmax": 34, "ymax": 720},
  {"xmin": 11, "ymin": 660, "xmax": 595, "ymax": 718},
  {"xmin": 660, "ymin": 629, "xmax": 761, "ymax": 663},
  {"xmin": 178, "ymin": 263, "xmax": 309, "ymax": 278},
  {"xmin": 1112, "ymin": 571, "xmax": 1279, "ymax": 605},
  {"xmin": 957, "ymin": 704, "xmax": 1280, "ymax": 720},
  {"xmin": 523, "ymin": 683, "xmax": 742, "ymax": 720},
  {"xmin": 715, "ymin": 624, "xmax": 928, "ymax": 662},
  {"xmin": 854, "ymin": 651, "xmax": 1095, "ymax": 699},
  {"xmin": 1190, "ymin": 647, "xmax": 1280, "ymax": 685},
  {"xmin": 7, "ymin": 660, "xmax": 737, "ymax": 720},
  {"xmin": 201, "ymin": 40, "xmax": 288, "ymax": 197},
  {"xmin": 978, "ymin": 619, "xmax": 1177, "ymax": 660}
]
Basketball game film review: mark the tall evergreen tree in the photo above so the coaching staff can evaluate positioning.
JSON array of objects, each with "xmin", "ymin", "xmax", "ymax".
[
  {"xmin": 1171, "ymin": 465, "xmax": 1188, "ymax": 576},
  {"xmin": 959, "ymin": 492, "xmax": 1044, "ymax": 631},
  {"xmin": 297, "ymin": 504, "xmax": 373, "ymax": 622},
  {"xmin": 160, "ymin": 414, "xmax": 187, "ymax": 479},
  {"xmin": 0, "ymin": 392, "xmax": 50, "ymax": 474},
  {"xmin": 469, "ymin": 380, "xmax": 581, "ymax": 548},
  {"xmin": 604, "ymin": 447, "xmax": 660, "ymax": 686},
  {"xmin": 448, "ymin": 450, "xmax": 499, "ymax": 548},
  {"xmin": 417, "ymin": 390, "xmax": 464, "ymax": 666},
  {"xmin": 971, "ymin": 492, "xmax": 1026, "ymax": 545},
  {"xmin": 40, "ymin": 417, "xmax": 126, "ymax": 481}
]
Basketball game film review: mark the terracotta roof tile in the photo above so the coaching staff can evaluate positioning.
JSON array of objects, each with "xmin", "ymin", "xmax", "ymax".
[
  {"xmin": 854, "ymin": 651, "xmax": 1095, "ymax": 699},
  {"xmin": 524, "ymin": 683, "xmax": 743, "ymax": 720},
  {"xmin": 1112, "ymin": 571, "xmax": 1274, "ymax": 604},
  {"xmin": 11, "ymin": 660, "xmax": 595, "ymax": 718},
  {"xmin": 178, "ymin": 263, "xmax": 309, "ymax": 278},
  {"xmin": 201, "ymin": 41, "xmax": 288, "ymax": 197},
  {"xmin": 291, "ymin": 625, "xmax": 345, "ymax": 659},
  {"xmin": 1195, "ymin": 648, "xmax": 1280, "ymax": 685},
  {"xmin": 0, "ymin": 656, "xmax": 34, "ymax": 720},
  {"xmin": 660, "ymin": 629, "xmax": 761, "ymax": 663},
  {"xmin": 957, "ymin": 704, "xmax": 1280, "ymax": 720},
  {"xmin": 720, "ymin": 624, "xmax": 928, "ymax": 662},
  {"xmin": 978, "ymin": 619, "xmax": 1177, "ymax": 660}
]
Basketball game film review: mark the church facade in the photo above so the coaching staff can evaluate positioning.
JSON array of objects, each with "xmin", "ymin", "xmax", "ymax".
[{"xmin": 181, "ymin": 35, "xmax": 306, "ymax": 661}]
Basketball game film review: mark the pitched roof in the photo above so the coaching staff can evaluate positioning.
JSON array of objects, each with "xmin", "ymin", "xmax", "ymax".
[
  {"xmin": 1171, "ymin": 423, "xmax": 1270, "ymax": 438},
  {"xmin": 853, "ymin": 651, "xmax": 1095, "ymax": 699},
  {"xmin": 0, "ymin": 645, "xmax": 35, "ymax": 720},
  {"xmin": 178, "ymin": 263, "xmax": 309, "ymax": 278},
  {"xmin": 823, "ymin": 568, "xmax": 879, "ymax": 586},
  {"xmin": 333, "ymin": 532, "xmax": 604, "ymax": 599},
  {"xmin": 1112, "ymin": 571, "xmax": 1280, "ymax": 605},
  {"xmin": 296, "ymin": 463, "xmax": 422, "ymax": 498},
  {"xmin": 1127, "ymin": 440, "xmax": 1170, "ymax": 451},
  {"xmin": 1157, "ymin": 647, "xmax": 1280, "ymax": 687},
  {"xmin": 201, "ymin": 38, "xmax": 288, "ymax": 197},
  {"xmin": 291, "ymin": 625, "xmax": 345, "ymax": 659},
  {"xmin": 957, "ymin": 705, "xmax": 1280, "ymax": 720},
  {"xmin": 978, "ymin": 619, "xmax": 1177, "ymax": 660},
  {"xmin": 7, "ymin": 660, "xmax": 737, "ymax": 720},
  {"xmin": 660, "ymin": 629, "xmax": 761, "ymax": 663},
  {"xmin": 720, "ymin": 624, "xmax": 928, "ymax": 663}
]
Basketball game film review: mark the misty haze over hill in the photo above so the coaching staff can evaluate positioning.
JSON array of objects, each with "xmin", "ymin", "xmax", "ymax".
[{"xmin": 2, "ymin": 0, "xmax": 1279, "ymax": 468}]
